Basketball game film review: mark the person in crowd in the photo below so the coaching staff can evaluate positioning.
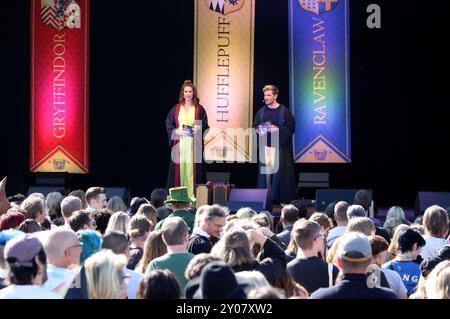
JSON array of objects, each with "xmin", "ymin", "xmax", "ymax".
[
  {"xmin": 106, "ymin": 196, "xmax": 127, "ymax": 213},
  {"xmin": 85, "ymin": 187, "xmax": 107, "ymax": 212},
  {"xmin": 155, "ymin": 187, "xmax": 195, "ymax": 234},
  {"xmin": 188, "ymin": 204, "xmax": 227, "ymax": 254},
  {"xmin": 60, "ymin": 196, "xmax": 83, "ymax": 226},
  {"xmin": 420, "ymin": 205, "xmax": 449, "ymax": 260},
  {"xmin": 276, "ymin": 204, "xmax": 299, "ymax": 247},
  {"xmin": 327, "ymin": 201, "xmax": 349, "ymax": 248},
  {"xmin": 127, "ymin": 215, "xmax": 151, "ymax": 269},
  {"xmin": 20, "ymin": 195, "xmax": 46, "ymax": 225},
  {"xmin": 101, "ymin": 231, "xmax": 143, "ymax": 299},
  {"xmin": 353, "ymin": 190, "xmax": 390, "ymax": 243},
  {"xmin": 42, "ymin": 228, "xmax": 82, "ymax": 297},
  {"xmin": 382, "ymin": 227, "xmax": 426, "ymax": 295},
  {"xmin": 136, "ymin": 269, "xmax": 181, "ymax": 299},
  {"xmin": 346, "ymin": 217, "xmax": 376, "ymax": 236},
  {"xmin": 91, "ymin": 208, "xmax": 113, "ymax": 235},
  {"xmin": 151, "ymin": 188, "xmax": 169, "ymax": 209},
  {"xmin": 69, "ymin": 190, "xmax": 87, "ymax": 209},
  {"xmin": 68, "ymin": 210, "xmax": 97, "ymax": 232},
  {"xmin": 287, "ymin": 220, "xmax": 339, "ymax": 294},
  {"xmin": 310, "ymin": 232, "xmax": 397, "ymax": 299},
  {"xmin": 309, "ymin": 212, "xmax": 332, "ymax": 239},
  {"xmin": 128, "ymin": 197, "xmax": 149, "ymax": 217},
  {"xmin": 135, "ymin": 230, "xmax": 167, "ymax": 274},
  {"xmin": 166, "ymin": 80, "xmax": 209, "ymax": 197},
  {"xmin": 0, "ymin": 234, "xmax": 61, "ymax": 299},
  {"xmin": 369, "ymin": 235, "xmax": 407, "ymax": 299},
  {"xmin": 84, "ymin": 249, "xmax": 128, "ymax": 299},
  {"xmin": 386, "ymin": 224, "xmax": 410, "ymax": 261},
  {"xmin": 45, "ymin": 192, "xmax": 63, "ymax": 223},
  {"xmin": 190, "ymin": 260, "xmax": 247, "ymax": 299},
  {"xmin": 236, "ymin": 207, "xmax": 257, "ymax": 221},
  {"xmin": 146, "ymin": 217, "xmax": 194, "ymax": 291},
  {"xmin": 105, "ymin": 211, "xmax": 129, "ymax": 234},
  {"xmin": 136, "ymin": 203, "xmax": 157, "ymax": 226},
  {"xmin": 211, "ymin": 226, "xmax": 287, "ymax": 285},
  {"xmin": 18, "ymin": 219, "xmax": 42, "ymax": 233},
  {"xmin": 0, "ymin": 209, "xmax": 26, "ymax": 230},
  {"xmin": 77, "ymin": 229, "xmax": 102, "ymax": 264}
]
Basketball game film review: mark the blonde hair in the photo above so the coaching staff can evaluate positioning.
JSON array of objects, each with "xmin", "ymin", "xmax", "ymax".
[
  {"xmin": 425, "ymin": 260, "xmax": 450, "ymax": 299},
  {"xmin": 346, "ymin": 217, "xmax": 375, "ymax": 236},
  {"xmin": 136, "ymin": 204, "xmax": 157, "ymax": 226},
  {"xmin": 235, "ymin": 271, "xmax": 271, "ymax": 295},
  {"xmin": 326, "ymin": 235, "xmax": 343, "ymax": 266},
  {"xmin": 433, "ymin": 267, "xmax": 450, "ymax": 299},
  {"xmin": 105, "ymin": 211, "xmax": 129, "ymax": 234},
  {"xmin": 262, "ymin": 85, "xmax": 279, "ymax": 95},
  {"xmin": 135, "ymin": 230, "xmax": 167, "ymax": 274},
  {"xmin": 211, "ymin": 228, "xmax": 253, "ymax": 267},
  {"xmin": 84, "ymin": 249, "xmax": 127, "ymax": 299}
]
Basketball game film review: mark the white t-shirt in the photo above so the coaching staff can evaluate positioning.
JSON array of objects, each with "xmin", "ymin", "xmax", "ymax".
[
  {"xmin": 0, "ymin": 284, "xmax": 61, "ymax": 299},
  {"xmin": 381, "ymin": 268, "xmax": 407, "ymax": 298},
  {"xmin": 123, "ymin": 267, "xmax": 143, "ymax": 299},
  {"xmin": 420, "ymin": 236, "xmax": 449, "ymax": 260}
]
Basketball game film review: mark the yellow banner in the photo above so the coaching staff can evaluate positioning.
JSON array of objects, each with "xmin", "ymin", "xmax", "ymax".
[{"xmin": 194, "ymin": 0, "xmax": 255, "ymax": 162}]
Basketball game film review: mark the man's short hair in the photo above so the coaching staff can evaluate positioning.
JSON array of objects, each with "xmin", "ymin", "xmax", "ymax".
[
  {"xmin": 281, "ymin": 204, "xmax": 299, "ymax": 224},
  {"xmin": 292, "ymin": 219, "xmax": 321, "ymax": 250},
  {"xmin": 334, "ymin": 201, "xmax": 349, "ymax": 222},
  {"xmin": 396, "ymin": 228, "xmax": 426, "ymax": 253},
  {"xmin": 423, "ymin": 205, "xmax": 449, "ymax": 238},
  {"xmin": 346, "ymin": 204, "xmax": 367, "ymax": 220},
  {"xmin": 102, "ymin": 230, "xmax": 129, "ymax": 255},
  {"xmin": 85, "ymin": 187, "xmax": 105, "ymax": 205},
  {"xmin": 20, "ymin": 196, "xmax": 45, "ymax": 220},
  {"xmin": 353, "ymin": 190, "xmax": 372, "ymax": 211},
  {"xmin": 61, "ymin": 196, "xmax": 83, "ymax": 219},
  {"xmin": 204, "ymin": 204, "xmax": 229, "ymax": 220},
  {"xmin": 162, "ymin": 217, "xmax": 188, "ymax": 246},
  {"xmin": 68, "ymin": 210, "xmax": 91, "ymax": 232},
  {"xmin": 346, "ymin": 217, "xmax": 375, "ymax": 236},
  {"xmin": 150, "ymin": 188, "xmax": 169, "ymax": 209}
]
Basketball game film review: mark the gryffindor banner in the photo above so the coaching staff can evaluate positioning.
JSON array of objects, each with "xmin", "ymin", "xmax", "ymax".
[
  {"xmin": 290, "ymin": 0, "xmax": 351, "ymax": 163},
  {"xmin": 30, "ymin": 0, "xmax": 89, "ymax": 173},
  {"xmin": 194, "ymin": 0, "xmax": 255, "ymax": 163}
]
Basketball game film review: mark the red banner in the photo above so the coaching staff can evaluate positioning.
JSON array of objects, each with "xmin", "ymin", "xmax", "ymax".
[{"xmin": 30, "ymin": 0, "xmax": 89, "ymax": 173}]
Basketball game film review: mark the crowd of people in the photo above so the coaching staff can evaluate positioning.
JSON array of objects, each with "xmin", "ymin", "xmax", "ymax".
[{"xmin": 0, "ymin": 178, "xmax": 449, "ymax": 299}]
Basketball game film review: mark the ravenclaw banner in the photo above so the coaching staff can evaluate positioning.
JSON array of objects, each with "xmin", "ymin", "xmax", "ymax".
[
  {"xmin": 289, "ymin": 0, "xmax": 351, "ymax": 163},
  {"xmin": 30, "ymin": 0, "xmax": 89, "ymax": 173},
  {"xmin": 194, "ymin": 0, "xmax": 255, "ymax": 162}
]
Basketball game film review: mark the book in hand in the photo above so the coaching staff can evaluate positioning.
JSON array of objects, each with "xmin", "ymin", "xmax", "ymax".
[{"xmin": 182, "ymin": 125, "xmax": 195, "ymax": 137}]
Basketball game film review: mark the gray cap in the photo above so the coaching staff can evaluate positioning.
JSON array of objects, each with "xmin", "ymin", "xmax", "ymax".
[
  {"xmin": 4, "ymin": 234, "xmax": 43, "ymax": 267},
  {"xmin": 339, "ymin": 232, "xmax": 372, "ymax": 262}
]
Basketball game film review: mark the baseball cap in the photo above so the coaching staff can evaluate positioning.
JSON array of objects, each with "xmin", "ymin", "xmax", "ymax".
[
  {"xmin": 339, "ymin": 232, "xmax": 372, "ymax": 262},
  {"xmin": 4, "ymin": 234, "xmax": 43, "ymax": 267}
]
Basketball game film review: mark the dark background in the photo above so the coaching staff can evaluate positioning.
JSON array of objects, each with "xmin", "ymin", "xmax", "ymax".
[{"xmin": 1, "ymin": 0, "xmax": 449, "ymax": 208}]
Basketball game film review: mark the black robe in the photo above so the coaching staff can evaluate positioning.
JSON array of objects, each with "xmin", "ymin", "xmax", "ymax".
[
  {"xmin": 253, "ymin": 104, "xmax": 297, "ymax": 204},
  {"xmin": 166, "ymin": 103, "xmax": 209, "ymax": 192}
]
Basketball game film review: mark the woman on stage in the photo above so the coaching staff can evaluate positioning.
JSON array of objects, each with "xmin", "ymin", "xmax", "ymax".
[{"xmin": 166, "ymin": 80, "xmax": 209, "ymax": 197}]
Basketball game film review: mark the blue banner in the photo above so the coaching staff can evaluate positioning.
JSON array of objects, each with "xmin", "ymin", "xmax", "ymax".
[{"xmin": 289, "ymin": 0, "xmax": 351, "ymax": 163}]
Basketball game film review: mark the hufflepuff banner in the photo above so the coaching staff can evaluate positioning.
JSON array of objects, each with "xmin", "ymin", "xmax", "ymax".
[
  {"xmin": 30, "ymin": 0, "xmax": 89, "ymax": 173},
  {"xmin": 289, "ymin": 0, "xmax": 351, "ymax": 163},
  {"xmin": 194, "ymin": 0, "xmax": 255, "ymax": 162}
]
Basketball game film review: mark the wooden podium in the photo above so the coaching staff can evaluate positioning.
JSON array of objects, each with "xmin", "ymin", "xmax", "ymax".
[{"xmin": 195, "ymin": 183, "xmax": 233, "ymax": 207}]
